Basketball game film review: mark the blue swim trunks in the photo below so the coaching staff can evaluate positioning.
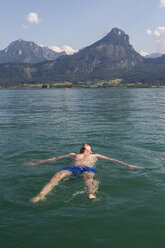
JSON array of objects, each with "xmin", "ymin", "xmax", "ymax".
[{"xmin": 62, "ymin": 166, "xmax": 96, "ymax": 175}]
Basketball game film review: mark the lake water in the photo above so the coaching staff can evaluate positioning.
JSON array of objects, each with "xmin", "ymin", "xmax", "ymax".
[{"xmin": 0, "ymin": 88, "xmax": 165, "ymax": 248}]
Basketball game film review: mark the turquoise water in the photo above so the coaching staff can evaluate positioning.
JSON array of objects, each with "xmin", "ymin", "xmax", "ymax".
[{"xmin": 0, "ymin": 88, "xmax": 165, "ymax": 248}]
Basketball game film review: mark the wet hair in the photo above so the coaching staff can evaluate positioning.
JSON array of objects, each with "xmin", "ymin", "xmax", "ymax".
[{"xmin": 80, "ymin": 147, "xmax": 85, "ymax": 153}]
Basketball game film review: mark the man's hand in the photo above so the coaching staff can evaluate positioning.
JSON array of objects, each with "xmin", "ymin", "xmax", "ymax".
[{"xmin": 24, "ymin": 162, "xmax": 41, "ymax": 166}]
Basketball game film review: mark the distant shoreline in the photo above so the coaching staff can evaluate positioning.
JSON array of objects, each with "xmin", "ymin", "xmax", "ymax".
[
  {"xmin": 1, "ymin": 78, "xmax": 165, "ymax": 89},
  {"xmin": 0, "ymin": 84, "xmax": 165, "ymax": 89},
  {"xmin": 0, "ymin": 79, "xmax": 165, "ymax": 89}
]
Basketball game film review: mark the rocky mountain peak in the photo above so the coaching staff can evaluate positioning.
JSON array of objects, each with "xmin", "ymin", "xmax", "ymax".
[
  {"xmin": 97, "ymin": 28, "xmax": 130, "ymax": 46},
  {"xmin": 109, "ymin": 28, "xmax": 128, "ymax": 37},
  {"xmin": 51, "ymin": 28, "xmax": 144, "ymax": 81},
  {"xmin": 0, "ymin": 39, "xmax": 66, "ymax": 64}
]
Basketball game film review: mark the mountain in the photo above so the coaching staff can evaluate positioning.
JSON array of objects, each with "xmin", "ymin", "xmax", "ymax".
[
  {"xmin": 145, "ymin": 53, "xmax": 163, "ymax": 59},
  {"xmin": 37, "ymin": 28, "xmax": 144, "ymax": 81},
  {"xmin": 0, "ymin": 39, "xmax": 66, "ymax": 64},
  {"xmin": 115, "ymin": 53, "xmax": 165, "ymax": 87},
  {"xmin": 1, "ymin": 28, "xmax": 165, "ymax": 87}
]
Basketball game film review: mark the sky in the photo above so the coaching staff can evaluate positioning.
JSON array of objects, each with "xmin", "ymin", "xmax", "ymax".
[{"xmin": 1, "ymin": 0, "xmax": 165, "ymax": 55}]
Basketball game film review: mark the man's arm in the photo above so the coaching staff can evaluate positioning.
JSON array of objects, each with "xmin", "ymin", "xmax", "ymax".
[
  {"xmin": 95, "ymin": 154, "xmax": 142, "ymax": 169},
  {"xmin": 24, "ymin": 153, "xmax": 76, "ymax": 166}
]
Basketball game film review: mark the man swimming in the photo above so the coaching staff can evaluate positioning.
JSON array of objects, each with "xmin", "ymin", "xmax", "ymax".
[{"xmin": 25, "ymin": 143, "xmax": 141, "ymax": 202}]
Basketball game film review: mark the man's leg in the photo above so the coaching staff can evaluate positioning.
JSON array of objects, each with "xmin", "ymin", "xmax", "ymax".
[
  {"xmin": 31, "ymin": 170, "xmax": 72, "ymax": 203},
  {"xmin": 83, "ymin": 171, "xmax": 99, "ymax": 199}
]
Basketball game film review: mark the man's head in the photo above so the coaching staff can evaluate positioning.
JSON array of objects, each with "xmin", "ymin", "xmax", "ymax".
[{"xmin": 80, "ymin": 143, "xmax": 93, "ymax": 154}]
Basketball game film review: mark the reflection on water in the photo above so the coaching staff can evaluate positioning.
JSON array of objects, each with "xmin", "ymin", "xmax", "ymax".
[{"xmin": 0, "ymin": 88, "xmax": 165, "ymax": 248}]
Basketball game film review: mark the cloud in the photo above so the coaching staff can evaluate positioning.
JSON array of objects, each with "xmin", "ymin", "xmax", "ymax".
[
  {"xmin": 49, "ymin": 45, "xmax": 78, "ymax": 55},
  {"xmin": 146, "ymin": 26, "xmax": 165, "ymax": 53},
  {"xmin": 49, "ymin": 46, "xmax": 63, "ymax": 53},
  {"xmin": 146, "ymin": 29, "xmax": 152, "ymax": 35},
  {"xmin": 154, "ymin": 30, "xmax": 160, "ymax": 37},
  {"xmin": 159, "ymin": 0, "xmax": 165, "ymax": 7},
  {"xmin": 26, "ymin": 12, "xmax": 41, "ymax": 24},
  {"xmin": 39, "ymin": 44, "xmax": 78, "ymax": 55},
  {"xmin": 139, "ymin": 51, "xmax": 149, "ymax": 57},
  {"xmin": 62, "ymin": 45, "xmax": 78, "ymax": 55}
]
